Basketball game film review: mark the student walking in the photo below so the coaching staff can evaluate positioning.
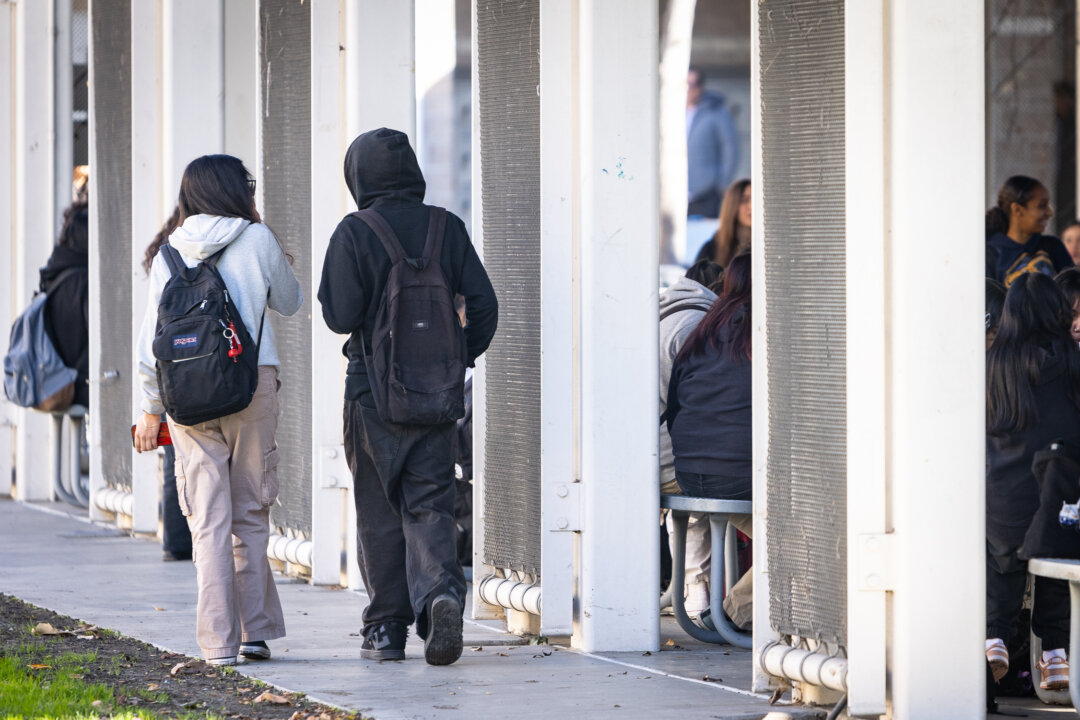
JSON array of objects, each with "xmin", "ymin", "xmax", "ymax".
[
  {"xmin": 135, "ymin": 154, "xmax": 303, "ymax": 666},
  {"xmin": 318, "ymin": 128, "xmax": 497, "ymax": 666}
]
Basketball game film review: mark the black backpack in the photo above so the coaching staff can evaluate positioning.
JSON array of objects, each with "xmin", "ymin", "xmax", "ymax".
[
  {"xmin": 353, "ymin": 207, "xmax": 466, "ymax": 425},
  {"xmin": 152, "ymin": 244, "xmax": 263, "ymax": 426}
]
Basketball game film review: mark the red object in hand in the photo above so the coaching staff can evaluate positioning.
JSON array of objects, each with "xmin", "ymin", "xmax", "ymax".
[
  {"xmin": 227, "ymin": 321, "xmax": 242, "ymax": 362},
  {"xmin": 131, "ymin": 421, "xmax": 172, "ymax": 448}
]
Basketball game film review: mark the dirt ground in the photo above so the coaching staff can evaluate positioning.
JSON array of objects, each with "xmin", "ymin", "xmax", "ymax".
[{"xmin": 0, "ymin": 593, "xmax": 365, "ymax": 720}]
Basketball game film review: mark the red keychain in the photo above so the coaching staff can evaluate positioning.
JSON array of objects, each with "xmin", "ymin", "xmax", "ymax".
[{"xmin": 225, "ymin": 321, "xmax": 242, "ymax": 362}]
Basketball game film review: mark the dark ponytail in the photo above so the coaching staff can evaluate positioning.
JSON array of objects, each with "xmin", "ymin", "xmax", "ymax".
[{"xmin": 987, "ymin": 175, "xmax": 1044, "ymax": 236}]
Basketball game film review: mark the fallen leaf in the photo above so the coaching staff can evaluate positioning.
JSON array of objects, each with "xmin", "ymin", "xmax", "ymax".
[
  {"xmin": 153, "ymin": 606, "xmax": 165, "ymax": 612},
  {"xmin": 470, "ymin": 646, "xmax": 483, "ymax": 651},
  {"xmin": 32, "ymin": 622, "xmax": 60, "ymax": 636},
  {"xmin": 28, "ymin": 663, "xmax": 51, "ymax": 669},
  {"xmin": 702, "ymin": 675, "xmax": 723, "ymax": 682},
  {"xmin": 76, "ymin": 635, "xmax": 95, "ymax": 640},
  {"xmin": 288, "ymin": 712, "xmax": 306, "ymax": 720},
  {"xmin": 665, "ymin": 639, "xmax": 676, "ymax": 647},
  {"xmin": 91, "ymin": 700, "xmax": 103, "ymax": 708},
  {"xmin": 170, "ymin": 659, "xmax": 202, "ymax": 676},
  {"xmin": 68, "ymin": 674, "xmax": 84, "ymax": 679},
  {"xmin": 253, "ymin": 691, "xmax": 291, "ymax": 705},
  {"xmin": 642, "ymin": 651, "xmax": 652, "ymax": 656},
  {"xmin": 769, "ymin": 682, "xmax": 790, "ymax": 705},
  {"xmin": 498, "ymin": 652, "xmax": 508, "ymax": 657},
  {"xmin": 147, "ymin": 683, "xmax": 159, "ymax": 691}
]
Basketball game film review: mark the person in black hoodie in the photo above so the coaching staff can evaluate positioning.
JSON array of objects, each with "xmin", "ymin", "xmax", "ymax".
[
  {"xmin": 318, "ymin": 128, "xmax": 497, "ymax": 666},
  {"xmin": 986, "ymin": 175, "xmax": 1072, "ymax": 287},
  {"xmin": 40, "ymin": 201, "xmax": 89, "ymax": 408},
  {"xmin": 986, "ymin": 272, "xmax": 1080, "ymax": 693}
]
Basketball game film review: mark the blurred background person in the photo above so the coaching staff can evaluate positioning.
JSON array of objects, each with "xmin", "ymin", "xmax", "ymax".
[{"xmin": 686, "ymin": 67, "xmax": 739, "ymax": 220}]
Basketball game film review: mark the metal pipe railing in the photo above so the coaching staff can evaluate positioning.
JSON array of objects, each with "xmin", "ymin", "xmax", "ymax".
[{"xmin": 477, "ymin": 574, "xmax": 542, "ymax": 615}]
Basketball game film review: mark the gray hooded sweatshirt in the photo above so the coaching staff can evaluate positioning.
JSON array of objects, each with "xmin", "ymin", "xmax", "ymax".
[
  {"xmin": 137, "ymin": 215, "xmax": 303, "ymax": 415},
  {"xmin": 659, "ymin": 276, "xmax": 716, "ymax": 488}
]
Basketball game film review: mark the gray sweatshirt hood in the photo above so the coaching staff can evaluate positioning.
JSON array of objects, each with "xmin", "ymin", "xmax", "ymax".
[
  {"xmin": 168, "ymin": 214, "xmax": 251, "ymax": 260},
  {"xmin": 659, "ymin": 276, "xmax": 716, "ymax": 312}
]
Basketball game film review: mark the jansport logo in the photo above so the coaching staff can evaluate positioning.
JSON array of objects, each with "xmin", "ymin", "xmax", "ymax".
[{"xmin": 173, "ymin": 334, "xmax": 199, "ymax": 347}]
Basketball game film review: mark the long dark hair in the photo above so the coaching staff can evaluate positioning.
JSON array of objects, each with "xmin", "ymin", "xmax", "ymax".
[
  {"xmin": 676, "ymin": 252, "xmax": 751, "ymax": 365},
  {"xmin": 143, "ymin": 205, "xmax": 181, "ymax": 275},
  {"xmin": 177, "ymin": 154, "xmax": 293, "ymax": 264},
  {"xmin": 178, "ymin": 154, "xmax": 259, "ymax": 223},
  {"xmin": 986, "ymin": 175, "xmax": 1044, "ymax": 236},
  {"xmin": 59, "ymin": 201, "xmax": 89, "ymax": 251},
  {"xmin": 987, "ymin": 272, "xmax": 1080, "ymax": 433},
  {"xmin": 711, "ymin": 178, "xmax": 751, "ymax": 268}
]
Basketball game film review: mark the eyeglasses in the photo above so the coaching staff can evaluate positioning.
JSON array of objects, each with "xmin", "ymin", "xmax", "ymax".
[{"xmin": 247, "ymin": 178, "xmax": 257, "ymax": 193}]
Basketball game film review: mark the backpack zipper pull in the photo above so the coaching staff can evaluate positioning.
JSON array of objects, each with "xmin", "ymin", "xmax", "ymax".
[{"xmin": 199, "ymin": 299, "xmax": 207, "ymax": 311}]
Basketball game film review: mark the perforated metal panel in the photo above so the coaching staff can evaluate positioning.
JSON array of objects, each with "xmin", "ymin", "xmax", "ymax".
[
  {"xmin": 259, "ymin": 0, "xmax": 312, "ymax": 536},
  {"xmin": 760, "ymin": 0, "xmax": 847, "ymax": 645},
  {"xmin": 986, "ymin": 0, "xmax": 1075, "ymax": 228},
  {"xmin": 477, "ymin": 0, "xmax": 542, "ymax": 575},
  {"xmin": 90, "ymin": 0, "xmax": 133, "ymax": 491}
]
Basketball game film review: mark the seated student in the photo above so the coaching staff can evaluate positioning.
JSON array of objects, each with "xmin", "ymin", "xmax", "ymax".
[
  {"xmin": 1061, "ymin": 220, "xmax": 1080, "ymax": 267},
  {"xmin": 1055, "ymin": 267, "xmax": 1080, "ymax": 345},
  {"xmin": 986, "ymin": 272, "xmax": 1080, "ymax": 693},
  {"xmin": 659, "ymin": 258, "xmax": 722, "ymax": 617},
  {"xmin": 40, "ymin": 201, "xmax": 89, "ymax": 408},
  {"xmin": 666, "ymin": 252, "xmax": 753, "ymax": 628}
]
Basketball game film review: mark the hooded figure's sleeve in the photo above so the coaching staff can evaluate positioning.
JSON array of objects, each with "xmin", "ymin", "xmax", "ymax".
[{"xmin": 318, "ymin": 221, "xmax": 367, "ymax": 335}]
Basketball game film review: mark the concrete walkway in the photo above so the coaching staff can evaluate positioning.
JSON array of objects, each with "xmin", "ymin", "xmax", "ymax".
[{"xmin": 0, "ymin": 497, "xmax": 830, "ymax": 719}]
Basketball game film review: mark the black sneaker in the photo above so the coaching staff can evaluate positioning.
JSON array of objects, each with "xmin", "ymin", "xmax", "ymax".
[
  {"xmin": 361, "ymin": 623, "xmax": 407, "ymax": 661},
  {"xmin": 240, "ymin": 640, "xmax": 271, "ymax": 660},
  {"xmin": 424, "ymin": 594, "xmax": 463, "ymax": 666}
]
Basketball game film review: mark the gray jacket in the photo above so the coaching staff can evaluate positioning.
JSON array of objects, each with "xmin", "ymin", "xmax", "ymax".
[
  {"xmin": 659, "ymin": 277, "xmax": 716, "ymax": 488},
  {"xmin": 687, "ymin": 93, "xmax": 738, "ymax": 217},
  {"xmin": 137, "ymin": 215, "xmax": 303, "ymax": 415}
]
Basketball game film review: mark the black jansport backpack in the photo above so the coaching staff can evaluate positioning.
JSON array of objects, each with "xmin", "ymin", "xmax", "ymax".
[
  {"xmin": 353, "ymin": 206, "xmax": 466, "ymax": 425},
  {"xmin": 152, "ymin": 244, "xmax": 262, "ymax": 426}
]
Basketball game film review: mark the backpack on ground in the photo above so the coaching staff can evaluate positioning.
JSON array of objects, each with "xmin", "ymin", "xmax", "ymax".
[
  {"xmin": 3, "ymin": 272, "xmax": 80, "ymax": 412},
  {"xmin": 353, "ymin": 206, "xmax": 466, "ymax": 425},
  {"xmin": 152, "ymin": 244, "xmax": 263, "ymax": 426}
]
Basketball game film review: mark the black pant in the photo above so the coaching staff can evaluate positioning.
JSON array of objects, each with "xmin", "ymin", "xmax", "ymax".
[
  {"xmin": 161, "ymin": 443, "xmax": 192, "ymax": 556},
  {"xmin": 344, "ymin": 396, "xmax": 465, "ymax": 639},
  {"xmin": 986, "ymin": 534, "xmax": 1070, "ymax": 650}
]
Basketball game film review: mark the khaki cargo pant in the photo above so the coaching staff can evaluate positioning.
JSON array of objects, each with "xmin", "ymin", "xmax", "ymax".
[{"xmin": 168, "ymin": 366, "xmax": 286, "ymax": 660}]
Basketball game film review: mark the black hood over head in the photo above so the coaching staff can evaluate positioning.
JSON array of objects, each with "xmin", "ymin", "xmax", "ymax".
[{"xmin": 344, "ymin": 128, "xmax": 426, "ymax": 210}]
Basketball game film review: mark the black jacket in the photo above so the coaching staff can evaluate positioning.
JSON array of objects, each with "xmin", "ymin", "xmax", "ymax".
[
  {"xmin": 665, "ymin": 308, "xmax": 752, "ymax": 481},
  {"xmin": 318, "ymin": 128, "xmax": 498, "ymax": 399},
  {"xmin": 985, "ymin": 231, "xmax": 1072, "ymax": 286},
  {"xmin": 987, "ymin": 340, "xmax": 1080, "ymax": 546},
  {"xmin": 1020, "ymin": 440, "xmax": 1080, "ymax": 560},
  {"xmin": 40, "ymin": 244, "xmax": 89, "ymax": 407}
]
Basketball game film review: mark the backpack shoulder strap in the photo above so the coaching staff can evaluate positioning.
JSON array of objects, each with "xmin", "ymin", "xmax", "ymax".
[
  {"xmin": 421, "ymin": 207, "xmax": 448, "ymax": 265},
  {"xmin": 352, "ymin": 209, "xmax": 407, "ymax": 265},
  {"xmin": 659, "ymin": 299, "xmax": 713, "ymax": 323},
  {"xmin": 160, "ymin": 244, "xmax": 187, "ymax": 276}
]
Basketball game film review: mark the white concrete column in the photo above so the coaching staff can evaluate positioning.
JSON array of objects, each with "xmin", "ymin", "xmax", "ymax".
[
  {"xmin": 129, "ymin": 0, "xmax": 163, "ymax": 533},
  {"xmin": 161, "ymin": 0, "xmax": 224, "ymax": 201},
  {"xmin": 309, "ymin": 0, "xmax": 349, "ymax": 587},
  {"xmin": 467, "ymin": 0, "xmax": 494, "ymax": 617},
  {"xmin": 0, "ymin": 0, "xmax": 15, "ymax": 498},
  {"xmin": 345, "ymin": 0, "xmax": 415, "ymax": 143},
  {"xmin": 54, "ymin": 0, "xmax": 72, "ymax": 233},
  {"xmin": 886, "ymin": 2, "xmax": 985, "ymax": 717},
  {"xmin": 749, "ymin": 0, "xmax": 780, "ymax": 695},
  {"xmin": 574, "ymin": 0, "xmax": 660, "ymax": 652},
  {"xmin": 14, "ymin": 0, "xmax": 56, "ymax": 502},
  {"xmin": 341, "ymin": 0, "xmax": 416, "ymax": 591},
  {"xmin": 223, "ymin": 0, "xmax": 257, "ymax": 168},
  {"xmin": 537, "ymin": 0, "xmax": 576, "ymax": 638}
]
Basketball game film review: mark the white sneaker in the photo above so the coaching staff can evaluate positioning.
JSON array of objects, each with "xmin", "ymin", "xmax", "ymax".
[{"xmin": 207, "ymin": 656, "xmax": 237, "ymax": 667}]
